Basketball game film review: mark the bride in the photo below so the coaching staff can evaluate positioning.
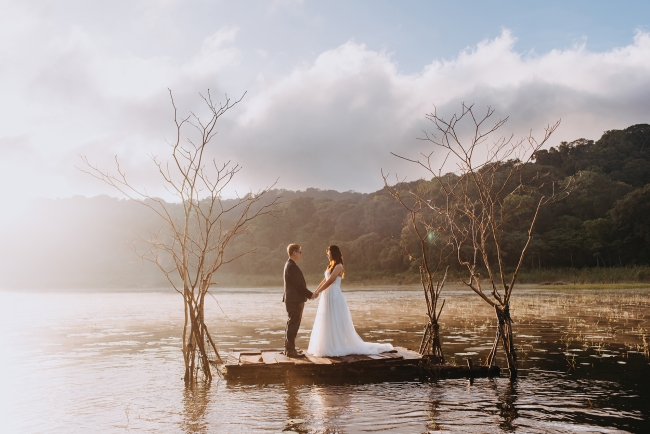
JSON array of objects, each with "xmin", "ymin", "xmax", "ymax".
[{"xmin": 307, "ymin": 245, "xmax": 394, "ymax": 357}]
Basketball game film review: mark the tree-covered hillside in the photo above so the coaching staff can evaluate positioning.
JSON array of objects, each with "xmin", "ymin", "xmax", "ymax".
[{"xmin": 2, "ymin": 124, "xmax": 649, "ymax": 288}]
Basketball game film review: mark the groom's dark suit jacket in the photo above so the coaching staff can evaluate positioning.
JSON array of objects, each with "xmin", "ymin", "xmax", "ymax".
[{"xmin": 283, "ymin": 259, "xmax": 313, "ymax": 303}]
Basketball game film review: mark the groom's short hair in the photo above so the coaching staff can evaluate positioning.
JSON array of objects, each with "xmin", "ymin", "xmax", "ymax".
[{"xmin": 287, "ymin": 244, "xmax": 301, "ymax": 256}]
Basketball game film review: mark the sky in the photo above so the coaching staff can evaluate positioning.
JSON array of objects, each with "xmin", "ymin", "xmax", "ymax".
[{"xmin": 1, "ymin": 0, "xmax": 650, "ymax": 209}]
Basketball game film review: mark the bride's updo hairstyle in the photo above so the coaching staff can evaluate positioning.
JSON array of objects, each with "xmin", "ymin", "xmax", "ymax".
[{"xmin": 326, "ymin": 245, "xmax": 345, "ymax": 278}]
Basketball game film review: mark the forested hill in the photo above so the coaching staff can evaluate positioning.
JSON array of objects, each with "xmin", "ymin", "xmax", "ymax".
[
  {"xmin": 2, "ymin": 124, "xmax": 650, "ymax": 288},
  {"xmin": 533, "ymin": 124, "xmax": 650, "ymax": 187}
]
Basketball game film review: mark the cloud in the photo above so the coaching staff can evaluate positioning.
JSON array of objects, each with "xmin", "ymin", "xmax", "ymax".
[
  {"xmin": 183, "ymin": 27, "xmax": 242, "ymax": 78},
  {"xmin": 1, "ymin": 4, "xmax": 649, "ymax": 206},
  {"xmin": 269, "ymin": 0, "xmax": 305, "ymax": 13},
  {"xmin": 223, "ymin": 29, "xmax": 650, "ymax": 192}
]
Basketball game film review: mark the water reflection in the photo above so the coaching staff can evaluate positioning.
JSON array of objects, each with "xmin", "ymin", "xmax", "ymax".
[
  {"xmin": 1, "ymin": 287, "xmax": 649, "ymax": 432},
  {"xmin": 310, "ymin": 385, "xmax": 352, "ymax": 433},
  {"xmin": 181, "ymin": 383, "xmax": 210, "ymax": 433},
  {"xmin": 493, "ymin": 379, "xmax": 518, "ymax": 432},
  {"xmin": 424, "ymin": 389, "xmax": 443, "ymax": 432},
  {"xmin": 283, "ymin": 381, "xmax": 308, "ymax": 433}
]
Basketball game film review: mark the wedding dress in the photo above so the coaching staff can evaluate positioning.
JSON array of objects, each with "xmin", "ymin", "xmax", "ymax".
[{"xmin": 307, "ymin": 270, "xmax": 394, "ymax": 357}]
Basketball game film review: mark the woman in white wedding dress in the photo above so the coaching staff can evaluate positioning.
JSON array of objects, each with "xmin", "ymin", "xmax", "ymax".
[{"xmin": 307, "ymin": 245, "xmax": 394, "ymax": 357}]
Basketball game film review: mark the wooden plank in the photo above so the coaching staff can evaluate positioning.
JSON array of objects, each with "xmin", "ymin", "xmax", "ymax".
[
  {"xmin": 225, "ymin": 352, "xmax": 240, "ymax": 366},
  {"xmin": 331, "ymin": 355, "xmax": 355, "ymax": 364},
  {"xmin": 291, "ymin": 356, "xmax": 313, "ymax": 365},
  {"xmin": 261, "ymin": 352, "xmax": 278, "ymax": 365},
  {"xmin": 223, "ymin": 347, "xmax": 501, "ymax": 382},
  {"xmin": 240, "ymin": 354, "xmax": 263, "ymax": 364},
  {"xmin": 304, "ymin": 353, "xmax": 332, "ymax": 365},
  {"xmin": 261, "ymin": 348, "xmax": 285, "ymax": 353},
  {"xmin": 381, "ymin": 352, "xmax": 404, "ymax": 360},
  {"xmin": 394, "ymin": 347, "xmax": 423, "ymax": 360},
  {"xmin": 367, "ymin": 354, "xmax": 388, "ymax": 360},
  {"xmin": 271, "ymin": 352, "xmax": 295, "ymax": 365},
  {"xmin": 369, "ymin": 352, "xmax": 397, "ymax": 360},
  {"xmin": 335, "ymin": 354, "xmax": 374, "ymax": 363}
]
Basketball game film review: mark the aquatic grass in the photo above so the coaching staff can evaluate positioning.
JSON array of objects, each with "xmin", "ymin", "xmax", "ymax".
[
  {"xmin": 515, "ymin": 265, "xmax": 650, "ymax": 285},
  {"xmin": 536, "ymin": 283, "xmax": 650, "ymax": 290},
  {"xmin": 496, "ymin": 290, "xmax": 650, "ymax": 368},
  {"xmin": 566, "ymin": 354, "xmax": 577, "ymax": 373},
  {"xmin": 199, "ymin": 265, "xmax": 650, "ymax": 287}
]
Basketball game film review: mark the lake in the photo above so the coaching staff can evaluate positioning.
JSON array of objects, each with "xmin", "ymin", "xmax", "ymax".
[{"xmin": 1, "ymin": 286, "xmax": 648, "ymax": 433}]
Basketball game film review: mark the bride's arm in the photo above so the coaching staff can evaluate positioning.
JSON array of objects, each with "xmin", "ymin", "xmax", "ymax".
[
  {"xmin": 310, "ymin": 278, "xmax": 327, "ymax": 299},
  {"xmin": 312, "ymin": 265, "xmax": 343, "ymax": 297},
  {"xmin": 315, "ymin": 277, "xmax": 327, "ymax": 292}
]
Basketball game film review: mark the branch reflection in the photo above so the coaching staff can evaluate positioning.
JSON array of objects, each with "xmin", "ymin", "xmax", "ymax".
[
  {"xmin": 491, "ymin": 379, "xmax": 519, "ymax": 431},
  {"xmin": 424, "ymin": 389, "xmax": 443, "ymax": 432},
  {"xmin": 181, "ymin": 383, "xmax": 210, "ymax": 433}
]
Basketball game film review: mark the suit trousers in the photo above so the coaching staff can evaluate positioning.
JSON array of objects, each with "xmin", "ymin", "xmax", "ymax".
[{"xmin": 284, "ymin": 302, "xmax": 305, "ymax": 351}]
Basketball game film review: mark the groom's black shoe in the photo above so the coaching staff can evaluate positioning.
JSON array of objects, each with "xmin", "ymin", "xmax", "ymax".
[{"xmin": 284, "ymin": 348, "xmax": 305, "ymax": 358}]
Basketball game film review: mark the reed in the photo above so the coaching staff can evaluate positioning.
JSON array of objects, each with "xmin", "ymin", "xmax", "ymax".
[
  {"xmin": 208, "ymin": 265, "xmax": 650, "ymax": 289},
  {"xmin": 516, "ymin": 265, "xmax": 650, "ymax": 285}
]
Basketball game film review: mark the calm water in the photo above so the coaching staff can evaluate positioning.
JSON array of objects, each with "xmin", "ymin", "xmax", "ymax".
[{"xmin": 1, "ymin": 286, "xmax": 648, "ymax": 433}]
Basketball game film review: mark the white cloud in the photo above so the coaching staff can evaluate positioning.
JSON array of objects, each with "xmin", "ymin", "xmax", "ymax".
[
  {"xmin": 0, "ymin": 5, "xmax": 649, "ymax": 209},
  {"xmin": 183, "ymin": 27, "xmax": 242, "ymax": 78},
  {"xmin": 226, "ymin": 29, "xmax": 650, "ymax": 192}
]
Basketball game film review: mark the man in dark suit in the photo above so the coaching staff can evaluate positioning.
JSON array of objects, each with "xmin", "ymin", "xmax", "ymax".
[{"xmin": 283, "ymin": 243, "xmax": 314, "ymax": 357}]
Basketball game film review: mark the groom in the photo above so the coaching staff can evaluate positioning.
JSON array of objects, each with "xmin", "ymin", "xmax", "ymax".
[{"xmin": 283, "ymin": 243, "xmax": 314, "ymax": 358}]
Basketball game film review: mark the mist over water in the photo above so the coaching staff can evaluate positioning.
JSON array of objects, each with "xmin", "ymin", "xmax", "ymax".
[{"xmin": 1, "ymin": 286, "xmax": 648, "ymax": 433}]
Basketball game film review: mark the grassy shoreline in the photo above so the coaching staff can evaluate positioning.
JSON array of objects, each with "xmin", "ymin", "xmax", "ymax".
[
  {"xmin": 213, "ymin": 266, "xmax": 650, "ymax": 288},
  {"xmin": 4, "ymin": 266, "xmax": 649, "ymax": 290}
]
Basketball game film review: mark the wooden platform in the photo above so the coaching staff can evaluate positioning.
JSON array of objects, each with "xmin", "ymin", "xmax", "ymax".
[{"xmin": 222, "ymin": 347, "xmax": 500, "ymax": 383}]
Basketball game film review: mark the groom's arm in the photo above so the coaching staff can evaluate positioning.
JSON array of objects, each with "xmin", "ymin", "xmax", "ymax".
[{"xmin": 287, "ymin": 264, "xmax": 313, "ymax": 299}]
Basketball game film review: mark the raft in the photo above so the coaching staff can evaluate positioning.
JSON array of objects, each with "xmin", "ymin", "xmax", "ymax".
[{"xmin": 222, "ymin": 347, "xmax": 500, "ymax": 382}]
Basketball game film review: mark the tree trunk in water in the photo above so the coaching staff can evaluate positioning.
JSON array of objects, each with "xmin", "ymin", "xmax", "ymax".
[
  {"xmin": 486, "ymin": 324, "xmax": 501, "ymax": 368},
  {"xmin": 496, "ymin": 305, "xmax": 517, "ymax": 379},
  {"xmin": 419, "ymin": 322, "xmax": 444, "ymax": 364},
  {"xmin": 183, "ymin": 296, "xmax": 190, "ymax": 383},
  {"xmin": 183, "ymin": 293, "xmax": 216, "ymax": 384}
]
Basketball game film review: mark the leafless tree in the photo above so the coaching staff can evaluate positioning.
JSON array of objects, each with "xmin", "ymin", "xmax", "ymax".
[
  {"xmin": 381, "ymin": 174, "xmax": 453, "ymax": 364},
  {"xmin": 79, "ymin": 90, "xmax": 280, "ymax": 383},
  {"xmin": 394, "ymin": 103, "xmax": 574, "ymax": 378}
]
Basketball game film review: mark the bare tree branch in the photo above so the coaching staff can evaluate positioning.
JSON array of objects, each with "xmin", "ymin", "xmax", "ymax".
[{"xmin": 78, "ymin": 90, "xmax": 281, "ymax": 384}]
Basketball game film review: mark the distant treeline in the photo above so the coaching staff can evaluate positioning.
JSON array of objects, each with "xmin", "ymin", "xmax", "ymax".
[
  {"xmin": 225, "ymin": 124, "xmax": 650, "ymax": 281},
  {"xmin": 2, "ymin": 124, "xmax": 649, "ymax": 288}
]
